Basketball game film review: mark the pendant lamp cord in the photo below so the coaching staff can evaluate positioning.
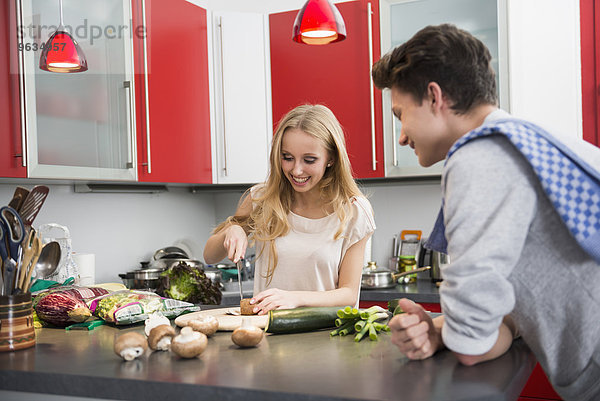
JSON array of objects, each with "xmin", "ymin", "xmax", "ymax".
[{"xmin": 58, "ymin": 0, "xmax": 64, "ymax": 28}]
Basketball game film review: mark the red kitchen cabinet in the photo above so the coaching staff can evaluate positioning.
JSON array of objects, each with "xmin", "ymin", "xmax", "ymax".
[
  {"xmin": 269, "ymin": 0, "xmax": 384, "ymax": 179},
  {"xmin": 0, "ymin": 0, "xmax": 26, "ymax": 178},
  {"xmin": 132, "ymin": 0, "xmax": 212, "ymax": 184},
  {"xmin": 519, "ymin": 364, "xmax": 562, "ymax": 400},
  {"xmin": 580, "ymin": 0, "xmax": 600, "ymax": 147}
]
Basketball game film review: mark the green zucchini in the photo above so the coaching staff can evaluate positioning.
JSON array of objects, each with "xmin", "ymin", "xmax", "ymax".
[{"xmin": 265, "ymin": 306, "xmax": 342, "ymax": 334}]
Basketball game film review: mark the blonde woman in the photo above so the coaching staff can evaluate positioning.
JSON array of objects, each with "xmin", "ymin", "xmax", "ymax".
[{"xmin": 203, "ymin": 104, "xmax": 375, "ymax": 315}]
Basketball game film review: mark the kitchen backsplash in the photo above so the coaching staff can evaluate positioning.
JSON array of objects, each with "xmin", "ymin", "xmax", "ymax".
[{"xmin": 0, "ymin": 181, "xmax": 441, "ymax": 283}]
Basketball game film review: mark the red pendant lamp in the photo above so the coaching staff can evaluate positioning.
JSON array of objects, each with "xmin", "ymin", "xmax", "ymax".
[
  {"xmin": 293, "ymin": 0, "xmax": 346, "ymax": 45},
  {"xmin": 39, "ymin": 0, "xmax": 88, "ymax": 73}
]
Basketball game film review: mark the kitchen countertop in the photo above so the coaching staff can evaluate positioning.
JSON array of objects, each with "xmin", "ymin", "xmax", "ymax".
[
  {"xmin": 220, "ymin": 279, "xmax": 441, "ymax": 306},
  {"xmin": 0, "ymin": 318, "xmax": 535, "ymax": 401}
]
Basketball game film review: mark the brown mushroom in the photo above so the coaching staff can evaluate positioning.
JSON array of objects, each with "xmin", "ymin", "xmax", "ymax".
[
  {"xmin": 231, "ymin": 318, "xmax": 264, "ymax": 348},
  {"xmin": 144, "ymin": 313, "xmax": 171, "ymax": 336},
  {"xmin": 187, "ymin": 315, "xmax": 219, "ymax": 337},
  {"xmin": 147, "ymin": 324, "xmax": 176, "ymax": 351},
  {"xmin": 114, "ymin": 332, "xmax": 148, "ymax": 361},
  {"xmin": 171, "ymin": 326, "xmax": 208, "ymax": 358}
]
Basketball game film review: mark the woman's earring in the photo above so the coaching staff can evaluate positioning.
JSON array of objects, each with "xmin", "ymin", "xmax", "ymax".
[{"xmin": 327, "ymin": 163, "xmax": 332, "ymax": 167}]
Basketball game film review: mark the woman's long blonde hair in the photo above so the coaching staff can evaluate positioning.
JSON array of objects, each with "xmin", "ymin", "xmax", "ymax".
[{"xmin": 217, "ymin": 104, "xmax": 364, "ymax": 283}]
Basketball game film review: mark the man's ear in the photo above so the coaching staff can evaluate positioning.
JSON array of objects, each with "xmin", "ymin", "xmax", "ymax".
[{"xmin": 427, "ymin": 82, "xmax": 445, "ymax": 113}]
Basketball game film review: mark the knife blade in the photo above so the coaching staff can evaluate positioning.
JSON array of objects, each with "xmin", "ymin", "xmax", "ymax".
[{"xmin": 236, "ymin": 259, "xmax": 244, "ymax": 301}]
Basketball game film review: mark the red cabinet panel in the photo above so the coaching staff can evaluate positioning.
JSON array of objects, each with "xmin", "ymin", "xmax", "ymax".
[
  {"xmin": 0, "ymin": 0, "xmax": 26, "ymax": 178},
  {"xmin": 270, "ymin": 0, "xmax": 384, "ymax": 178},
  {"xmin": 519, "ymin": 363, "xmax": 562, "ymax": 400},
  {"xmin": 133, "ymin": 0, "xmax": 212, "ymax": 183},
  {"xmin": 580, "ymin": 0, "xmax": 599, "ymax": 147}
]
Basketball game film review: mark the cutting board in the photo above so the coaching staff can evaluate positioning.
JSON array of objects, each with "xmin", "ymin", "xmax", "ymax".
[{"xmin": 174, "ymin": 307, "xmax": 268, "ymax": 331}]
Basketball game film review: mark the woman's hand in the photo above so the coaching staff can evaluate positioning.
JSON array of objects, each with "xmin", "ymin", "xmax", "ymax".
[
  {"xmin": 223, "ymin": 224, "xmax": 247, "ymax": 263},
  {"xmin": 250, "ymin": 289, "xmax": 300, "ymax": 315},
  {"xmin": 388, "ymin": 298, "xmax": 443, "ymax": 360}
]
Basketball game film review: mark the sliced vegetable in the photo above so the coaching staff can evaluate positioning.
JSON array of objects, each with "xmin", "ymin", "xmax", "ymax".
[
  {"xmin": 265, "ymin": 307, "xmax": 341, "ymax": 334},
  {"xmin": 329, "ymin": 306, "xmax": 391, "ymax": 342}
]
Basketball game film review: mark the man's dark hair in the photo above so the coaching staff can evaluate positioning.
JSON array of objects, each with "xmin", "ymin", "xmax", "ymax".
[{"xmin": 372, "ymin": 23, "xmax": 497, "ymax": 114}]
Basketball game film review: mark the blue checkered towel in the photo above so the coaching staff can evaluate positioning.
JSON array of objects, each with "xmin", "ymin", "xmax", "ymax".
[{"xmin": 425, "ymin": 119, "xmax": 600, "ymax": 264}]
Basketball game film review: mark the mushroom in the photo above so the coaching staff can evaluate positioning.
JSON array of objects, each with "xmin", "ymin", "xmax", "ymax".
[
  {"xmin": 114, "ymin": 332, "xmax": 148, "ymax": 361},
  {"xmin": 171, "ymin": 326, "xmax": 208, "ymax": 358},
  {"xmin": 231, "ymin": 318, "xmax": 264, "ymax": 348},
  {"xmin": 187, "ymin": 315, "xmax": 219, "ymax": 337},
  {"xmin": 147, "ymin": 324, "xmax": 176, "ymax": 351},
  {"xmin": 144, "ymin": 312, "xmax": 171, "ymax": 337}
]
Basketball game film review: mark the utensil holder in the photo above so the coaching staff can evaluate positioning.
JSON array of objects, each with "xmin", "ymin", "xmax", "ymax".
[{"xmin": 0, "ymin": 293, "xmax": 35, "ymax": 352}]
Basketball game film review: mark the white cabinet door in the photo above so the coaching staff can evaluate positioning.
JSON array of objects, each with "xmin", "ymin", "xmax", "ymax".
[
  {"xmin": 506, "ymin": 1, "xmax": 582, "ymax": 141},
  {"xmin": 210, "ymin": 11, "xmax": 272, "ymax": 184},
  {"xmin": 19, "ymin": 0, "xmax": 137, "ymax": 180},
  {"xmin": 378, "ymin": 0, "xmax": 509, "ymax": 178}
]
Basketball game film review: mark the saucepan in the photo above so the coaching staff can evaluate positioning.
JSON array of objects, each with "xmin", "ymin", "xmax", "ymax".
[{"xmin": 362, "ymin": 266, "xmax": 431, "ymax": 289}]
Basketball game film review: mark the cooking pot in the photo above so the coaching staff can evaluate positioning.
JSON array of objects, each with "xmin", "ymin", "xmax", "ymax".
[
  {"xmin": 129, "ymin": 268, "xmax": 165, "ymax": 291},
  {"xmin": 362, "ymin": 266, "xmax": 431, "ymax": 289}
]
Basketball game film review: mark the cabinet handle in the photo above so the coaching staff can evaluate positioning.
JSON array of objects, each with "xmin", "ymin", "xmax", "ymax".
[
  {"xmin": 141, "ymin": 0, "xmax": 151, "ymax": 173},
  {"xmin": 392, "ymin": 114, "xmax": 398, "ymax": 166},
  {"xmin": 123, "ymin": 81, "xmax": 135, "ymax": 169},
  {"xmin": 218, "ymin": 17, "xmax": 228, "ymax": 177},
  {"xmin": 367, "ymin": 2, "xmax": 376, "ymax": 171},
  {"xmin": 16, "ymin": 0, "xmax": 27, "ymax": 167}
]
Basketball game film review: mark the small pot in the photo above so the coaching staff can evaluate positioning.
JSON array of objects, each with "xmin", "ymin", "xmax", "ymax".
[
  {"xmin": 130, "ymin": 268, "xmax": 164, "ymax": 291},
  {"xmin": 362, "ymin": 266, "xmax": 431, "ymax": 289}
]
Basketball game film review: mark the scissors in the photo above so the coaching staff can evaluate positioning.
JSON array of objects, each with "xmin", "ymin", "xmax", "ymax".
[{"xmin": 0, "ymin": 206, "xmax": 25, "ymax": 262}]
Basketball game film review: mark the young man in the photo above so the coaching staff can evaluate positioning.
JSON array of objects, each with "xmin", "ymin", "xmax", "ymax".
[{"xmin": 372, "ymin": 24, "xmax": 600, "ymax": 401}]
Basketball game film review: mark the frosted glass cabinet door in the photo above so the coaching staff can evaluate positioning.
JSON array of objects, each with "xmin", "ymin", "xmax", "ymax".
[
  {"xmin": 379, "ymin": 0, "xmax": 508, "ymax": 177},
  {"xmin": 20, "ymin": 0, "xmax": 137, "ymax": 180}
]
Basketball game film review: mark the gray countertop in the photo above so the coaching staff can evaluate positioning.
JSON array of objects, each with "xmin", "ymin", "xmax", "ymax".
[
  {"xmin": 0, "ymin": 317, "xmax": 535, "ymax": 401},
  {"xmin": 220, "ymin": 279, "xmax": 441, "ymax": 306}
]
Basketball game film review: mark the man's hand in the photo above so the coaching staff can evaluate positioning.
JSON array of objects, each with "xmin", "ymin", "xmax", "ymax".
[{"xmin": 389, "ymin": 298, "xmax": 444, "ymax": 360}]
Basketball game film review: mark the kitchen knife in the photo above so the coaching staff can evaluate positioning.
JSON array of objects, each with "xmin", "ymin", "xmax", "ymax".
[{"xmin": 236, "ymin": 259, "xmax": 244, "ymax": 301}]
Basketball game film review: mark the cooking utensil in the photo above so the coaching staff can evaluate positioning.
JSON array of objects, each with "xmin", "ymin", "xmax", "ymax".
[
  {"xmin": 18, "ymin": 185, "xmax": 49, "ymax": 229},
  {"xmin": 236, "ymin": 259, "xmax": 244, "ymax": 301},
  {"xmin": 362, "ymin": 266, "xmax": 431, "ymax": 289},
  {"xmin": 8, "ymin": 187, "xmax": 30, "ymax": 212},
  {"xmin": 0, "ymin": 206, "xmax": 25, "ymax": 261},
  {"xmin": 16, "ymin": 230, "xmax": 41, "ymax": 293},
  {"xmin": 2, "ymin": 259, "xmax": 16, "ymax": 295},
  {"xmin": 32, "ymin": 241, "xmax": 61, "ymax": 283}
]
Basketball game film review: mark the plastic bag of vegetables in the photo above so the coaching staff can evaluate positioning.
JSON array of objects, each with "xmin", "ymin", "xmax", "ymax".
[
  {"xmin": 88, "ymin": 290, "xmax": 201, "ymax": 325},
  {"xmin": 33, "ymin": 286, "xmax": 109, "ymax": 327},
  {"xmin": 156, "ymin": 261, "xmax": 222, "ymax": 305}
]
